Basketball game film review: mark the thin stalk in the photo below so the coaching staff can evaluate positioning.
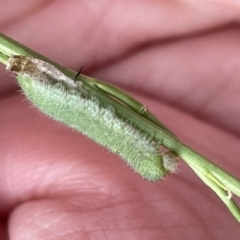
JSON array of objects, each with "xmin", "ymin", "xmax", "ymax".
[{"xmin": 0, "ymin": 33, "xmax": 240, "ymax": 223}]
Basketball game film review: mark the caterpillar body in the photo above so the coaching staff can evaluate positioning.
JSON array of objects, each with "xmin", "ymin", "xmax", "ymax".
[{"xmin": 7, "ymin": 55, "xmax": 178, "ymax": 181}]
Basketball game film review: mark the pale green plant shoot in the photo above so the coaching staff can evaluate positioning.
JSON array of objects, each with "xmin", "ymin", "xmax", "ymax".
[{"xmin": 0, "ymin": 33, "xmax": 240, "ymax": 223}]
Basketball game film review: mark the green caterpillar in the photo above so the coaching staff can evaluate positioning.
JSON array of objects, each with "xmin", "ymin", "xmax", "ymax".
[{"xmin": 7, "ymin": 55, "xmax": 178, "ymax": 181}]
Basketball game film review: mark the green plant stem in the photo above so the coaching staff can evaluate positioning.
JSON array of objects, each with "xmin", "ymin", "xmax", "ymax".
[{"xmin": 0, "ymin": 33, "xmax": 240, "ymax": 223}]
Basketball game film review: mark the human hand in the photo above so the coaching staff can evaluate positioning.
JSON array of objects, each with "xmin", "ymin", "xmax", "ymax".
[{"xmin": 1, "ymin": 1, "xmax": 240, "ymax": 239}]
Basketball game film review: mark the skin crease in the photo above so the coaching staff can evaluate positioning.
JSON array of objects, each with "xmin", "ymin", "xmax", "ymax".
[{"xmin": 0, "ymin": 0, "xmax": 240, "ymax": 239}]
